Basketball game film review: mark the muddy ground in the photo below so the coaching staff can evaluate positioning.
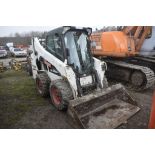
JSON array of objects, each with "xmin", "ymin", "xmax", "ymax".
[{"xmin": 0, "ymin": 69, "xmax": 154, "ymax": 129}]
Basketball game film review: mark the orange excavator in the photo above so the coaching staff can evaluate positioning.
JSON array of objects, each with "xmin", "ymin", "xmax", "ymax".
[{"xmin": 91, "ymin": 26, "xmax": 155, "ymax": 91}]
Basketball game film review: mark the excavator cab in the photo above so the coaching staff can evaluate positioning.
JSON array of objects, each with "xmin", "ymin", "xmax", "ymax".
[{"xmin": 91, "ymin": 26, "xmax": 153, "ymax": 58}]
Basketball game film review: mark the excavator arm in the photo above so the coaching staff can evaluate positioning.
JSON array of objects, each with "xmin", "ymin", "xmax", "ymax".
[{"xmin": 122, "ymin": 26, "xmax": 152, "ymax": 52}]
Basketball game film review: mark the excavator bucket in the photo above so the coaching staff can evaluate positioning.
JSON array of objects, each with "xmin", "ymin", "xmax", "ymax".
[{"xmin": 68, "ymin": 84, "xmax": 140, "ymax": 129}]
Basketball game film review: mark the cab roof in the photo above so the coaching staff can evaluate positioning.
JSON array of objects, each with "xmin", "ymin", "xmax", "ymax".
[{"xmin": 47, "ymin": 26, "xmax": 92, "ymax": 36}]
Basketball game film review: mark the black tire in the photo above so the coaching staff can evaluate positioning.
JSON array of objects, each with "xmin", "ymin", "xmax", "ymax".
[
  {"xmin": 49, "ymin": 79, "xmax": 73, "ymax": 111},
  {"xmin": 27, "ymin": 63, "xmax": 33, "ymax": 76},
  {"xmin": 36, "ymin": 73, "xmax": 50, "ymax": 97}
]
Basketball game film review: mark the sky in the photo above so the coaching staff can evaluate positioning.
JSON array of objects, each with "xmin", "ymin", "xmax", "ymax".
[
  {"xmin": 0, "ymin": 26, "xmax": 102, "ymax": 37},
  {"xmin": 0, "ymin": 26, "xmax": 56, "ymax": 37}
]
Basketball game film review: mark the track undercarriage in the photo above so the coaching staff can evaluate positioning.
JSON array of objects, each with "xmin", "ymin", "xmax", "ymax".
[{"xmin": 104, "ymin": 58, "xmax": 155, "ymax": 91}]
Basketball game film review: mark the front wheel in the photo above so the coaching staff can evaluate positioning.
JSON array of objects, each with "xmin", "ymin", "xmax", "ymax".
[{"xmin": 49, "ymin": 80, "xmax": 73, "ymax": 111}]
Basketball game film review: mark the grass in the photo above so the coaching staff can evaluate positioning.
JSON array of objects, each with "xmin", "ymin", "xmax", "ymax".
[{"xmin": 0, "ymin": 70, "xmax": 49, "ymax": 128}]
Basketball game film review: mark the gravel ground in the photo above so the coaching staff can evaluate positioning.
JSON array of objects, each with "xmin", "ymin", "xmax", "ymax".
[
  {"xmin": 118, "ymin": 90, "xmax": 153, "ymax": 128},
  {"xmin": 0, "ymin": 68, "xmax": 154, "ymax": 129}
]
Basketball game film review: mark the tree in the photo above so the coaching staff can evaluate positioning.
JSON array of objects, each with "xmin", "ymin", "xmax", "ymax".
[{"xmin": 14, "ymin": 32, "xmax": 21, "ymax": 37}]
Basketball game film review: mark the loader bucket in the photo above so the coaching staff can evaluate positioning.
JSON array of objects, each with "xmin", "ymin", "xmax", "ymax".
[{"xmin": 68, "ymin": 84, "xmax": 140, "ymax": 129}]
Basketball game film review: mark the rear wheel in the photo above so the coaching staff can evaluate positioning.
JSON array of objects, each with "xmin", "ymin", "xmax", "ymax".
[
  {"xmin": 36, "ymin": 73, "xmax": 50, "ymax": 97},
  {"xmin": 49, "ymin": 80, "xmax": 73, "ymax": 111}
]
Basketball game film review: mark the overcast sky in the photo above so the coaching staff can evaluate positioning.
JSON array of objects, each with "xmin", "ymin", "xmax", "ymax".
[
  {"xmin": 0, "ymin": 26, "xmax": 56, "ymax": 37},
  {"xmin": 0, "ymin": 26, "xmax": 102, "ymax": 37}
]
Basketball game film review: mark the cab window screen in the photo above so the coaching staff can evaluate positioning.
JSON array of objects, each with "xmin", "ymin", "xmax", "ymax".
[{"xmin": 46, "ymin": 35, "xmax": 64, "ymax": 61}]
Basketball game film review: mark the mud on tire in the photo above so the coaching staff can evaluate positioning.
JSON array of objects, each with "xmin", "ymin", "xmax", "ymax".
[
  {"xmin": 49, "ymin": 79, "xmax": 73, "ymax": 111},
  {"xmin": 36, "ymin": 73, "xmax": 50, "ymax": 97}
]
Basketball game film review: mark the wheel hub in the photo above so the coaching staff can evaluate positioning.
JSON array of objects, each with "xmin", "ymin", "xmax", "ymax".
[{"xmin": 51, "ymin": 86, "xmax": 62, "ymax": 105}]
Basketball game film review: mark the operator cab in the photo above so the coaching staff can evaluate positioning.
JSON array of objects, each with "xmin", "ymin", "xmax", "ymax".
[{"xmin": 46, "ymin": 26, "xmax": 94, "ymax": 75}]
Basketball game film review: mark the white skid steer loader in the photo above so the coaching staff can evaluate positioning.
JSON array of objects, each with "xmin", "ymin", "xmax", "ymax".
[{"xmin": 29, "ymin": 26, "xmax": 140, "ymax": 128}]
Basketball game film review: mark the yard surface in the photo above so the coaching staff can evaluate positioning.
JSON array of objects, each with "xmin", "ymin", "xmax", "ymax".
[
  {"xmin": 0, "ymin": 71, "xmax": 76, "ymax": 129},
  {"xmin": 0, "ymin": 70, "xmax": 154, "ymax": 129}
]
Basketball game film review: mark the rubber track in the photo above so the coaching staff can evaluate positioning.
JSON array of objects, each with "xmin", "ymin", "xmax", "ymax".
[{"xmin": 105, "ymin": 60, "xmax": 155, "ymax": 91}]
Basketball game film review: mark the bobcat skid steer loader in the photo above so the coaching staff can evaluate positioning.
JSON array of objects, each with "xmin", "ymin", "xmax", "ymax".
[{"xmin": 29, "ymin": 26, "xmax": 140, "ymax": 128}]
